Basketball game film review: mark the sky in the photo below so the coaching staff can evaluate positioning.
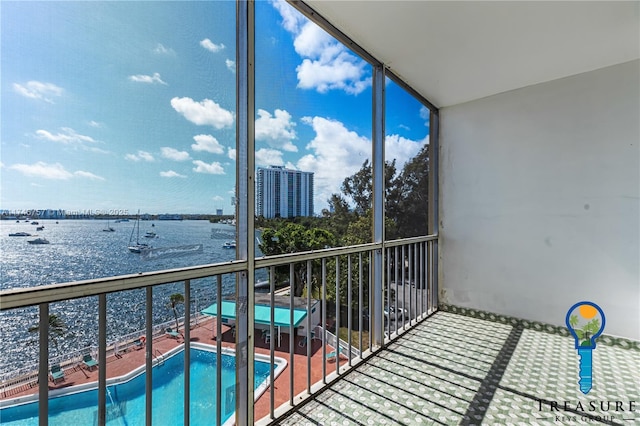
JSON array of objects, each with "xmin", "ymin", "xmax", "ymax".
[{"xmin": 1, "ymin": 0, "xmax": 430, "ymax": 215}]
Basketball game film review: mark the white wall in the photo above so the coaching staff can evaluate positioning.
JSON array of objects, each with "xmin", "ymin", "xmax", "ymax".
[{"xmin": 439, "ymin": 60, "xmax": 639, "ymax": 340}]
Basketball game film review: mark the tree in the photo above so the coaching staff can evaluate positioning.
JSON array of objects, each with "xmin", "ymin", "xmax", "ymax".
[
  {"xmin": 340, "ymin": 159, "xmax": 398, "ymax": 216},
  {"xmin": 259, "ymin": 222, "xmax": 336, "ymax": 296},
  {"xmin": 169, "ymin": 293, "xmax": 185, "ymax": 331},
  {"xmin": 28, "ymin": 314, "xmax": 67, "ymax": 349},
  {"xmin": 387, "ymin": 144, "xmax": 430, "ymax": 238}
]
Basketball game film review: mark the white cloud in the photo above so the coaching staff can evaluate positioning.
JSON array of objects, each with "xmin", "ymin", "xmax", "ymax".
[
  {"xmin": 200, "ymin": 38, "xmax": 225, "ymax": 53},
  {"xmin": 285, "ymin": 161, "xmax": 297, "ymax": 170},
  {"xmin": 212, "ymin": 195, "xmax": 224, "ymax": 202},
  {"xmin": 170, "ymin": 97, "xmax": 234, "ymax": 129},
  {"xmin": 226, "ymin": 59, "xmax": 236, "ymax": 73},
  {"xmin": 191, "ymin": 134, "xmax": 225, "ymax": 154},
  {"xmin": 296, "ymin": 116, "xmax": 428, "ymax": 209},
  {"xmin": 227, "ymin": 147, "xmax": 236, "ymax": 160},
  {"xmin": 255, "ymin": 109, "xmax": 297, "ymax": 152},
  {"xmin": 192, "ymin": 160, "xmax": 225, "ymax": 175},
  {"xmin": 13, "ymin": 81, "xmax": 63, "ymax": 103},
  {"xmin": 74, "ymin": 170, "xmax": 106, "ymax": 181},
  {"xmin": 125, "ymin": 151, "xmax": 155, "ymax": 162},
  {"xmin": 270, "ymin": 0, "xmax": 306, "ymax": 33},
  {"xmin": 384, "ymin": 134, "xmax": 428, "ymax": 169},
  {"xmin": 9, "ymin": 162, "xmax": 73, "ymax": 180},
  {"xmin": 161, "ymin": 147, "xmax": 191, "ymax": 161},
  {"xmin": 419, "ymin": 105, "xmax": 430, "ymax": 121},
  {"xmin": 88, "ymin": 120, "xmax": 102, "ymax": 128},
  {"xmin": 35, "ymin": 127, "xmax": 96, "ymax": 145},
  {"xmin": 153, "ymin": 43, "xmax": 175, "ymax": 55},
  {"xmin": 9, "ymin": 162, "xmax": 103, "ymax": 181},
  {"xmin": 160, "ymin": 170, "xmax": 187, "ymax": 178},
  {"xmin": 128, "ymin": 72, "xmax": 167, "ymax": 85},
  {"xmin": 293, "ymin": 21, "xmax": 335, "ymax": 58},
  {"xmin": 297, "ymin": 116, "xmax": 371, "ymax": 207},
  {"xmin": 255, "ymin": 148, "xmax": 284, "ymax": 167},
  {"xmin": 271, "ymin": 3, "xmax": 370, "ymax": 95}
]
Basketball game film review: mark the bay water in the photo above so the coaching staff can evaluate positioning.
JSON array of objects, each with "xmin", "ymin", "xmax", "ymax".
[{"xmin": 0, "ymin": 219, "xmax": 262, "ymax": 377}]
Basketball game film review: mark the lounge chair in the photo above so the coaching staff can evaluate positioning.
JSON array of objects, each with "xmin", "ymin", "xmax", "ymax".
[
  {"xmin": 299, "ymin": 329, "xmax": 316, "ymax": 347},
  {"xmin": 134, "ymin": 337, "xmax": 146, "ymax": 350},
  {"xmin": 83, "ymin": 354, "xmax": 98, "ymax": 371},
  {"xmin": 50, "ymin": 364, "xmax": 65, "ymax": 383},
  {"xmin": 165, "ymin": 327, "xmax": 180, "ymax": 339},
  {"xmin": 326, "ymin": 348, "xmax": 347, "ymax": 362}
]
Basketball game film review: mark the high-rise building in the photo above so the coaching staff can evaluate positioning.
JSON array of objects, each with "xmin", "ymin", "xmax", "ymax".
[{"xmin": 256, "ymin": 166, "xmax": 314, "ymax": 218}]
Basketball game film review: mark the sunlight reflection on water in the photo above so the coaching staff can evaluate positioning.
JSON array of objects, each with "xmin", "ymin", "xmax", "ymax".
[{"xmin": 0, "ymin": 220, "xmax": 258, "ymax": 376}]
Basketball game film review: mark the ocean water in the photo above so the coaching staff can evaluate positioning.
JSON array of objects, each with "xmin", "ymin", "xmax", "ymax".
[{"xmin": 0, "ymin": 220, "xmax": 262, "ymax": 377}]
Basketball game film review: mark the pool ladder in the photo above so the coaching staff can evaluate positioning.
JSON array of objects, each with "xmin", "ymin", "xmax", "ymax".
[{"xmin": 153, "ymin": 348, "xmax": 165, "ymax": 366}]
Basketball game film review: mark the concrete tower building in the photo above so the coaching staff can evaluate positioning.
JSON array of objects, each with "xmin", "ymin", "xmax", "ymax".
[{"xmin": 256, "ymin": 166, "xmax": 314, "ymax": 218}]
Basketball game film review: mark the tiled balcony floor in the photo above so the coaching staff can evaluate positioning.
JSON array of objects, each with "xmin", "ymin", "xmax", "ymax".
[{"xmin": 277, "ymin": 311, "xmax": 639, "ymax": 425}]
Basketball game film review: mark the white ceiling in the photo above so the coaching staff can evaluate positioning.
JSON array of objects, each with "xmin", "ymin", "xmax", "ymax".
[{"xmin": 304, "ymin": 1, "xmax": 640, "ymax": 108}]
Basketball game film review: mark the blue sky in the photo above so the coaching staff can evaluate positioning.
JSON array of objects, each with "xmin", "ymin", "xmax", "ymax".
[{"xmin": 1, "ymin": 0, "xmax": 429, "ymax": 215}]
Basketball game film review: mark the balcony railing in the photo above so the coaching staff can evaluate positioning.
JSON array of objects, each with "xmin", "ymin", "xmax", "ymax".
[{"xmin": 0, "ymin": 235, "xmax": 437, "ymax": 425}]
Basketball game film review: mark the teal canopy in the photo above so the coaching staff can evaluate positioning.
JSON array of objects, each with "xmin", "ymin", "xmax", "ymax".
[{"xmin": 201, "ymin": 300, "xmax": 308, "ymax": 328}]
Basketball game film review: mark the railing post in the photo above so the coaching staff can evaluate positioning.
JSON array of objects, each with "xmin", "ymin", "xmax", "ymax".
[
  {"xmin": 98, "ymin": 294, "xmax": 107, "ymax": 425},
  {"xmin": 145, "ymin": 287, "xmax": 153, "ymax": 426},
  {"xmin": 372, "ymin": 63, "xmax": 385, "ymax": 346},
  {"xmin": 429, "ymin": 111, "xmax": 439, "ymax": 310},
  {"xmin": 38, "ymin": 303, "xmax": 48, "ymax": 426},
  {"xmin": 183, "ymin": 280, "xmax": 190, "ymax": 426}
]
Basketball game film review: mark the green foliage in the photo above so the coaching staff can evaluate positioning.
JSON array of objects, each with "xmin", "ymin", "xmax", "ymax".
[
  {"xmin": 569, "ymin": 314, "xmax": 579, "ymax": 328},
  {"xmin": 259, "ymin": 223, "xmax": 336, "ymax": 296},
  {"xmin": 28, "ymin": 314, "xmax": 67, "ymax": 349},
  {"xmin": 169, "ymin": 293, "xmax": 185, "ymax": 331},
  {"xmin": 257, "ymin": 146, "xmax": 430, "ymax": 308},
  {"xmin": 386, "ymin": 144, "xmax": 430, "ymax": 238},
  {"xmin": 574, "ymin": 318, "xmax": 602, "ymax": 345}
]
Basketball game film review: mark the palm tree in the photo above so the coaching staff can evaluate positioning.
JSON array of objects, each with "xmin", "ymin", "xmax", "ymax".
[
  {"xmin": 169, "ymin": 293, "xmax": 185, "ymax": 332},
  {"xmin": 28, "ymin": 314, "xmax": 67, "ymax": 349}
]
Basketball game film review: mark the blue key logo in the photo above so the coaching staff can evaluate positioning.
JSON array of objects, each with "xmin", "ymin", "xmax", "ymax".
[{"xmin": 565, "ymin": 301, "xmax": 606, "ymax": 394}]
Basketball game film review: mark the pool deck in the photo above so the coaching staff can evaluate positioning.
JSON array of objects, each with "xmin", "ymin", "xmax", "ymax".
[{"xmin": 0, "ymin": 317, "xmax": 345, "ymax": 421}]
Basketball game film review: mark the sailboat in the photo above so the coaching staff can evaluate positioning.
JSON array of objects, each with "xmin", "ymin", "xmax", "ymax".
[
  {"xmin": 128, "ymin": 212, "xmax": 150, "ymax": 253},
  {"xmin": 102, "ymin": 219, "xmax": 115, "ymax": 232}
]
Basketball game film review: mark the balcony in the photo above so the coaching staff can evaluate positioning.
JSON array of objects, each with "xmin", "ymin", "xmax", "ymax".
[
  {"xmin": 0, "ymin": 236, "xmax": 440, "ymax": 425},
  {"xmin": 2, "ymin": 0, "xmax": 638, "ymax": 424}
]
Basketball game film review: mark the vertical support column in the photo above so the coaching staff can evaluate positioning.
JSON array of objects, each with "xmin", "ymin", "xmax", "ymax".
[
  {"xmin": 38, "ymin": 303, "xmax": 48, "ymax": 426},
  {"xmin": 372, "ymin": 64, "xmax": 385, "ymax": 346},
  {"xmin": 183, "ymin": 280, "xmax": 191, "ymax": 426},
  {"xmin": 145, "ymin": 287, "xmax": 153, "ymax": 426},
  {"xmin": 236, "ymin": 1, "xmax": 256, "ymax": 424},
  {"xmin": 216, "ymin": 275, "xmax": 223, "ymax": 426},
  {"xmin": 429, "ymin": 111, "xmax": 439, "ymax": 308},
  {"xmin": 98, "ymin": 294, "xmax": 107, "ymax": 425}
]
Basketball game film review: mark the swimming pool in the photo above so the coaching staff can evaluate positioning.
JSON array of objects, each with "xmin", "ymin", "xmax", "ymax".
[{"xmin": 0, "ymin": 344, "xmax": 286, "ymax": 425}]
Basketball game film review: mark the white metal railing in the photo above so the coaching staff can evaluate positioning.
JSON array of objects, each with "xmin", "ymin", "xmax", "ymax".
[{"xmin": 0, "ymin": 235, "xmax": 437, "ymax": 425}]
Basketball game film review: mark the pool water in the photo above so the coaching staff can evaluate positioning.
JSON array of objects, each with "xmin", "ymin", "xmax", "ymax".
[{"xmin": 0, "ymin": 347, "xmax": 274, "ymax": 425}]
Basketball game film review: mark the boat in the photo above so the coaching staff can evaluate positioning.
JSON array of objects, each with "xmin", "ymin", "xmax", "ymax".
[
  {"xmin": 31, "ymin": 221, "xmax": 39, "ymax": 225},
  {"xmin": 144, "ymin": 231, "xmax": 157, "ymax": 238},
  {"xmin": 102, "ymin": 219, "xmax": 115, "ymax": 232},
  {"xmin": 128, "ymin": 212, "xmax": 150, "ymax": 253},
  {"xmin": 222, "ymin": 241, "xmax": 236, "ymax": 249},
  {"xmin": 36, "ymin": 226, "xmax": 45, "ymax": 231},
  {"xmin": 27, "ymin": 237, "xmax": 50, "ymax": 244},
  {"xmin": 9, "ymin": 232, "xmax": 32, "ymax": 237}
]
